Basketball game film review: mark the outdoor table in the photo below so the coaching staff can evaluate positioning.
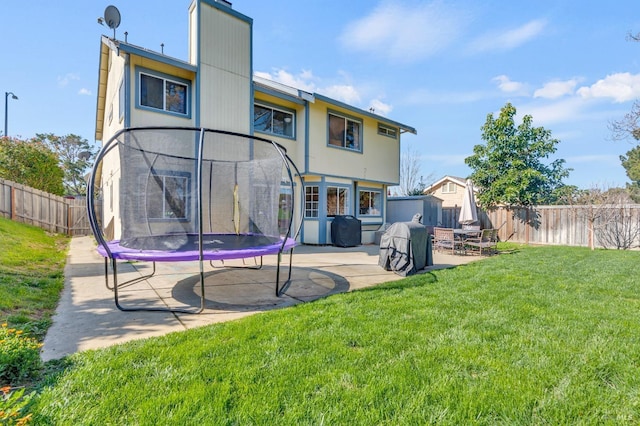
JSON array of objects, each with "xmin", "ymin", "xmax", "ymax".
[
  {"xmin": 453, "ymin": 229, "xmax": 480, "ymax": 255},
  {"xmin": 453, "ymin": 229, "xmax": 481, "ymax": 239}
]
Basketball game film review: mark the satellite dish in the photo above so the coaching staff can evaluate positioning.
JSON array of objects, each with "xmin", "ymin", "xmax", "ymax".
[
  {"xmin": 104, "ymin": 6, "xmax": 121, "ymax": 29},
  {"xmin": 104, "ymin": 5, "xmax": 121, "ymax": 39}
]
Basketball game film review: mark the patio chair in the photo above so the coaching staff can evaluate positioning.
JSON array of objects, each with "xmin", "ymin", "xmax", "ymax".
[
  {"xmin": 465, "ymin": 228, "xmax": 497, "ymax": 255},
  {"xmin": 433, "ymin": 227, "xmax": 464, "ymax": 255}
]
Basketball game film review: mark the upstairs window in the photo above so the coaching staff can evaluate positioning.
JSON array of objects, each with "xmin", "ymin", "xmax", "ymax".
[
  {"xmin": 378, "ymin": 123, "xmax": 398, "ymax": 139},
  {"xmin": 442, "ymin": 182, "xmax": 457, "ymax": 194},
  {"xmin": 328, "ymin": 112, "xmax": 362, "ymax": 152},
  {"xmin": 254, "ymin": 104, "xmax": 295, "ymax": 138},
  {"xmin": 138, "ymin": 70, "xmax": 189, "ymax": 116}
]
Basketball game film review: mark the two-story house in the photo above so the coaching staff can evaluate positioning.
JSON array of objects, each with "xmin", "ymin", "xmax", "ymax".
[{"xmin": 95, "ymin": 0, "xmax": 416, "ymax": 244}]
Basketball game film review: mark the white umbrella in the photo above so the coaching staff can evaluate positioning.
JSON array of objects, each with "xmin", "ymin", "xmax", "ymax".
[{"xmin": 458, "ymin": 179, "xmax": 478, "ymax": 225}]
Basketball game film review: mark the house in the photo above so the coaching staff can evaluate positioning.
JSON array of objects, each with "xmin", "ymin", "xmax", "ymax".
[
  {"xmin": 95, "ymin": 0, "xmax": 416, "ymax": 245},
  {"xmin": 423, "ymin": 175, "xmax": 476, "ymax": 208}
]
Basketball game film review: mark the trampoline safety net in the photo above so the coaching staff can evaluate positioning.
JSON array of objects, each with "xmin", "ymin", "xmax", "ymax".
[{"xmin": 92, "ymin": 127, "xmax": 295, "ymax": 252}]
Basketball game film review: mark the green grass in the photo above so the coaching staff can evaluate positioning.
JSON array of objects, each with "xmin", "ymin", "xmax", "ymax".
[
  {"xmin": 28, "ymin": 244, "xmax": 640, "ymax": 424},
  {"xmin": 0, "ymin": 217, "xmax": 69, "ymax": 338}
]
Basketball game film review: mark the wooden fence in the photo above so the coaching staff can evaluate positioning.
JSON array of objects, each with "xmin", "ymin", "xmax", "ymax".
[
  {"xmin": 443, "ymin": 204, "xmax": 640, "ymax": 249},
  {"xmin": 0, "ymin": 177, "xmax": 90, "ymax": 236}
]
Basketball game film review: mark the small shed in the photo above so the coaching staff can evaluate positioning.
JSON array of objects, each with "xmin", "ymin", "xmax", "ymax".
[{"xmin": 387, "ymin": 195, "xmax": 442, "ymax": 226}]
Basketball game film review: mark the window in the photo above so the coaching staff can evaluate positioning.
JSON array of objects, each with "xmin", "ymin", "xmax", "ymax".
[
  {"xmin": 442, "ymin": 182, "xmax": 457, "ymax": 194},
  {"xmin": 378, "ymin": 124, "xmax": 397, "ymax": 139},
  {"xmin": 328, "ymin": 113, "xmax": 362, "ymax": 151},
  {"xmin": 138, "ymin": 71, "xmax": 188, "ymax": 116},
  {"xmin": 359, "ymin": 190, "xmax": 382, "ymax": 216},
  {"xmin": 145, "ymin": 173, "xmax": 189, "ymax": 219},
  {"xmin": 327, "ymin": 186, "xmax": 349, "ymax": 216},
  {"xmin": 254, "ymin": 104, "xmax": 294, "ymax": 138},
  {"xmin": 305, "ymin": 186, "xmax": 319, "ymax": 218}
]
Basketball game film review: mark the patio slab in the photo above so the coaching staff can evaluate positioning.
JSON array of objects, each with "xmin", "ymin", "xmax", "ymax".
[{"xmin": 41, "ymin": 236, "xmax": 480, "ymax": 361}]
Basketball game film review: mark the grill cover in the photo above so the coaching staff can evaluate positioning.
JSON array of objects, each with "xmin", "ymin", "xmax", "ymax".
[
  {"xmin": 331, "ymin": 215, "xmax": 361, "ymax": 247},
  {"xmin": 378, "ymin": 221, "xmax": 432, "ymax": 276}
]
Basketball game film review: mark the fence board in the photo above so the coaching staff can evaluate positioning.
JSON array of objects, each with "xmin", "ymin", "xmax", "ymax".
[
  {"xmin": 442, "ymin": 204, "xmax": 640, "ymax": 249},
  {"xmin": 0, "ymin": 177, "xmax": 89, "ymax": 236}
]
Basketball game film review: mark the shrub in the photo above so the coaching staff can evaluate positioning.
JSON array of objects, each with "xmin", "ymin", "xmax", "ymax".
[{"xmin": 0, "ymin": 324, "xmax": 42, "ymax": 386}]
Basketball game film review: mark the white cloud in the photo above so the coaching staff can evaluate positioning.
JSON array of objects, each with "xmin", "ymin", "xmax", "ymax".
[
  {"xmin": 58, "ymin": 73, "xmax": 80, "ymax": 87},
  {"xmin": 339, "ymin": 1, "xmax": 469, "ymax": 62},
  {"xmin": 470, "ymin": 19, "xmax": 547, "ymax": 53},
  {"xmin": 517, "ymin": 97, "xmax": 588, "ymax": 125},
  {"xmin": 368, "ymin": 99, "xmax": 393, "ymax": 116},
  {"xmin": 577, "ymin": 72, "xmax": 640, "ymax": 103},
  {"xmin": 256, "ymin": 68, "xmax": 374, "ymax": 108},
  {"xmin": 493, "ymin": 75, "xmax": 527, "ymax": 94},
  {"xmin": 319, "ymin": 85, "xmax": 362, "ymax": 104},
  {"xmin": 78, "ymin": 88, "xmax": 92, "ymax": 96},
  {"xmin": 534, "ymin": 79, "xmax": 579, "ymax": 99},
  {"xmin": 255, "ymin": 69, "xmax": 317, "ymax": 92}
]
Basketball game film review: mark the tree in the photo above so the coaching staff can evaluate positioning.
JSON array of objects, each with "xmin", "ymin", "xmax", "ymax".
[
  {"xmin": 0, "ymin": 136, "xmax": 65, "ymax": 195},
  {"xmin": 465, "ymin": 103, "xmax": 571, "ymax": 209},
  {"xmin": 397, "ymin": 145, "xmax": 434, "ymax": 196},
  {"xmin": 557, "ymin": 185, "xmax": 639, "ymax": 250},
  {"xmin": 34, "ymin": 133, "xmax": 98, "ymax": 196},
  {"xmin": 609, "ymin": 100, "xmax": 640, "ymax": 142},
  {"xmin": 619, "ymin": 145, "xmax": 640, "ymax": 202}
]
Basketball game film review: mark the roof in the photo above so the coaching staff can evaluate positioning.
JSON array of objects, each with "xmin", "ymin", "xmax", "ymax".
[
  {"xmin": 254, "ymin": 76, "xmax": 417, "ymax": 135},
  {"xmin": 423, "ymin": 175, "xmax": 475, "ymax": 193}
]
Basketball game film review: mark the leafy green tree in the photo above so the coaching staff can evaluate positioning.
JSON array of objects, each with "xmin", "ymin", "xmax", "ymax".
[
  {"xmin": 465, "ymin": 103, "xmax": 571, "ymax": 208},
  {"xmin": 619, "ymin": 145, "xmax": 640, "ymax": 202},
  {"xmin": 34, "ymin": 133, "xmax": 97, "ymax": 196},
  {"xmin": 620, "ymin": 144, "xmax": 640, "ymax": 182},
  {"xmin": 0, "ymin": 136, "xmax": 65, "ymax": 195}
]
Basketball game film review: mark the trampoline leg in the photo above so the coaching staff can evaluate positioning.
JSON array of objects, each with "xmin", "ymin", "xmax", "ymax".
[
  {"xmin": 210, "ymin": 257, "xmax": 263, "ymax": 270},
  {"xmin": 105, "ymin": 259, "xmax": 157, "ymax": 291},
  {"xmin": 111, "ymin": 259, "xmax": 202, "ymax": 314},
  {"xmin": 104, "ymin": 258, "xmax": 111, "ymax": 290},
  {"xmin": 275, "ymin": 248, "xmax": 295, "ymax": 297}
]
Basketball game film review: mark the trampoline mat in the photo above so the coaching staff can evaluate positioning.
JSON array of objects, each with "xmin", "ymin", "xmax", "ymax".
[{"xmin": 97, "ymin": 233, "xmax": 295, "ymax": 262}]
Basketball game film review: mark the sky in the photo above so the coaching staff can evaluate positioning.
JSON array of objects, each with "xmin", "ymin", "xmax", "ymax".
[{"xmin": 3, "ymin": 0, "xmax": 640, "ymax": 189}]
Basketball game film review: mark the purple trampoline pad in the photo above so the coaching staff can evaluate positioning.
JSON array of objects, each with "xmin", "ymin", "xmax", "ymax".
[{"xmin": 96, "ymin": 233, "xmax": 296, "ymax": 262}]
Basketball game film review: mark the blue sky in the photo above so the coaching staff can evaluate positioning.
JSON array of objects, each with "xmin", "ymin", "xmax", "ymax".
[{"xmin": 3, "ymin": 1, "xmax": 640, "ymax": 189}]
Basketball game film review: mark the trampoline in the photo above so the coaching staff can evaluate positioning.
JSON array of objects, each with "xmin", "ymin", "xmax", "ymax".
[{"xmin": 88, "ymin": 127, "xmax": 303, "ymax": 313}]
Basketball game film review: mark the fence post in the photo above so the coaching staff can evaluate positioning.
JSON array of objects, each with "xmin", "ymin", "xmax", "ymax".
[
  {"xmin": 525, "ymin": 208, "xmax": 530, "ymax": 244},
  {"xmin": 10, "ymin": 186, "xmax": 16, "ymax": 220},
  {"xmin": 67, "ymin": 203, "xmax": 72, "ymax": 237}
]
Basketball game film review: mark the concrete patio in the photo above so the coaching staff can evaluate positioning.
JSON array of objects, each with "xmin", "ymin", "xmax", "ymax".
[{"xmin": 41, "ymin": 236, "xmax": 480, "ymax": 361}]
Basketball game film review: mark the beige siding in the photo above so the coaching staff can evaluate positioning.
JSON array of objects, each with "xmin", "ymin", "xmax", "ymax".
[
  {"xmin": 430, "ymin": 184, "xmax": 465, "ymax": 208},
  {"xmin": 197, "ymin": 3, "xmax": 251, "ymax": 133},
  {"xmin": 188, "ymin": 2, "xmax": 198, "ymax": 65},
  {"xmin": 306, "ymin": 101, "xmax": 400, "ymax": 184},
  {"xmin": 100, "ymin": 50, "xmax": 126, "ymax": 144}
]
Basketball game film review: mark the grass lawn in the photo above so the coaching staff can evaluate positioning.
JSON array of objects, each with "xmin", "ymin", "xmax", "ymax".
[
  {"xmin": 28, "ymin": 243, "xmax": 640, "ymax": 424},
  {"xmin": 0, "ymin": 217, "xmax": 68, "ymax": 339}
]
